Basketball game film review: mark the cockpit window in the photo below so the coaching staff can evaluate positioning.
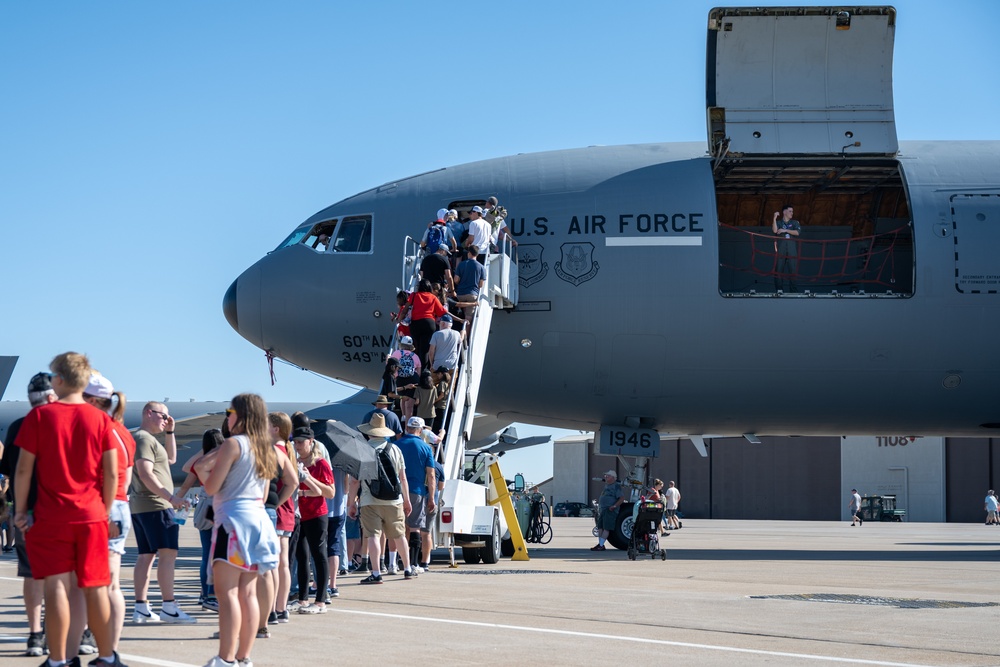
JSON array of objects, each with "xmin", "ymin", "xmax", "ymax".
[
  {"xmin": 276, "ymin": 214, "xmax": 372, "ymax": 254},
  {"xmin": 276, "ymin": 226, "xmax": 311, "ymax": 250},
  {"xmin": 301, "ymin": 221, "xmax": 337, "ymax": 251},
  {"xmin": 331, "ymin": 215, "xmax": 372, "ymax": 253}
]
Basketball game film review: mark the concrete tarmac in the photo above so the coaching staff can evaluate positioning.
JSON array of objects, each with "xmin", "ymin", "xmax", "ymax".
[{"xmin": 2, "ymin": 518, "xmax": 999, "ymax": 667}]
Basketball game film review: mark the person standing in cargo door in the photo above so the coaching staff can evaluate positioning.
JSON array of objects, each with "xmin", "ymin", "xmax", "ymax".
[{"xmin": 772, "ymin": 204, "xmax": 801, "ymax": 292}]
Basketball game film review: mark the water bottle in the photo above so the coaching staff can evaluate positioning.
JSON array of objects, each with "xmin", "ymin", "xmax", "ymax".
[{"xmin": 173, "ymin": 507, "xmax": 189, "ymax": 526}]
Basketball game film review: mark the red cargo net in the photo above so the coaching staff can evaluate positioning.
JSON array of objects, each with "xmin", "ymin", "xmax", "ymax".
[{"xmin": 719, "ymin": 224, "xmax": 906, "ymax": 288}]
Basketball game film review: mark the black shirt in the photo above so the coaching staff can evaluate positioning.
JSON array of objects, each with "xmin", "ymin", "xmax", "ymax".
[{"xmin": 420, "ymin": 252, "xmax": 451, "ymax": 286}]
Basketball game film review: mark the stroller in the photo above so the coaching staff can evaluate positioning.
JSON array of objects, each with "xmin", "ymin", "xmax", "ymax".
[{"xmin": 627, "ymin": 498, "xmax": 667, "ymax": 561}]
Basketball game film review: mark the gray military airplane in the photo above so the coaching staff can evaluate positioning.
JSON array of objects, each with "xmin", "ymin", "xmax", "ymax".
[{"xmin": 223, "ymin": 6, "xmax": 1000, "ymax": 446}]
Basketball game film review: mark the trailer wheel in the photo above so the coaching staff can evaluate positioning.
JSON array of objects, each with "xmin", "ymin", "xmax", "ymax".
[
  {"xmin": 461, "ymin": 547, "xmax": 481, "ymax": 564},
  {"xmin": 482, "ymin": 515, "xmax": 502, "ymax": 564}
]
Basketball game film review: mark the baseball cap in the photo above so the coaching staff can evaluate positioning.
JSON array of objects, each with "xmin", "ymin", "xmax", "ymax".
[
  {"xmin": 439, "ymin": 313, "xmax": 452, "ymax": 323},
  {"xmin": 471, "ymin": 205, "xmax": 484, "ymax": 214},
  {"xmin": 604, "ymin": 470, "xmax": 617, "ymax": 478},
  {"xmin": 400, "ymin": 335, "xmax": 414, "ymax": 346},
  {"xmin": 438, "ymin": 243, "xmax": 450, "ymax": 252},
  {"xmin": 292, "ymin": 426, "xmax": 315, "ymax": 441},
  {"xmin": 27, "ymin": 372, "xmax": 53, "ymax": 394},
  {"xmin": 436, "ymin": 208, "xmax": 448, "ymax": 220},
  {"xmin": 448, "ymin": 208, "xmax": 458, "ymax": 217},
  {"xmin": 407, "ymin": 416, "xmax": 425, "ymax": 429},
  {"xmin": 84, "ymin": 373, "xmax": 114, "ymax": 399}
]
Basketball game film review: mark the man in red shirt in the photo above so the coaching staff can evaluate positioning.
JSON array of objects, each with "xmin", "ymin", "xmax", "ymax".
[{"xmin": 14, "ymin": 352, "xmax": 124, "ymax": 667}]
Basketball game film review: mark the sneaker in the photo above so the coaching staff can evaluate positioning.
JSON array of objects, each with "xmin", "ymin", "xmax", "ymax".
[
  {"xmin": 160, "ymin": 607, "xmax": 197, "ymax": 624},
  {"xmin": 297, "ymin": 603, "xmax": 327, "ymax": 614},
  {"xmin": 267, "ymin": 611, "xmax": 278, "ymax": 625},
  {"xmin": 79, "ymin": 628, "xmax": 98, "ymax": 655},
  {"xmin": 412, "ymin": 564, "xmax": 424, "ymax": 574},
  {"xmin": 202, "ymin": 657, "xmax": 236, "ymax": 667},
  {"xmin": 328, "ymin": 587, "xmax": 340, "ymax": 598},
  {"xmin": 202, "ymin": 597, "xmax": 220, "ymax": 612},
  {"xmin": 590, "ymin": 544, "xmax": 606, "ymax": 551},
  {"xmin": 26, "ymin": 632, "xmax": 47, "ymax": 657},
  {"xmin": 359, "ymin": 574, "xmax": 383, "ymax": 585},
  {"xmin": 404, "ymin": 568, "xmax": 418, "ymax": 579},
  {"xmin": 238, "ymin": 660, "xmax": 253, "ymax": 667},
  {"xmin": 256, "ymin": 627, "xmax": 270, "ymax": 639},
  {"xmin": 89, "ymin": 652, "xmax": 127, "ymax": 667},
  {"xmin": 275, "ymin": 610, "xmax": 290, "ymax": 624},
  {"xmin": 419, "ymin": 563, "xmax": 430, "ymax": 571},
  {"xmin": 338, "ymin": 568, "xmax": 348, "ymax": 576},
  {"xmin": 68, "ymin": 658, "xmax": 82, "ymax": 667},
  {"xmin": 132, "ymin": 608, "xmax": 161, "ymax": 624},
  {"xmin": 385, "ymin": 567, "xmax": 399, "ymax": 575},
  {"xmin": 286, "ymin": 599, "xmax": 302, "ymax": 612}
]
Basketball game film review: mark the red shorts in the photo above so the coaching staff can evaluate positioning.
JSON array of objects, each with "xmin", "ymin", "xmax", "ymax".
[{"xmin": 26, "ymin": 520, "xmax": 111, "ymax": 587}]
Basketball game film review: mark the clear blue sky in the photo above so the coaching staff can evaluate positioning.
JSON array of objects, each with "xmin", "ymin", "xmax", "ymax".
[{"xmin": 2, "ymin": 2, "xmax": 997, "ymax": 484}]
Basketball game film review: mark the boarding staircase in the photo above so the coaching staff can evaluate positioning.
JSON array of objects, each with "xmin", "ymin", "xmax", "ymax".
[{"xmin": 395, "ymin": 236, "xmax": 527, "ymax": 563}]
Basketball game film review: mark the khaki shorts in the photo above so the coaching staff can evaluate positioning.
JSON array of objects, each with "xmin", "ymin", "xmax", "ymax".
[{"xmin": 360, "ymin": 503, "xmax": 405, "ymax": 541}]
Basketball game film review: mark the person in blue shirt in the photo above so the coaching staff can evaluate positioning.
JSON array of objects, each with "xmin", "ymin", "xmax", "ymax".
[{"xmin": 393, "ymin": 417, "xmax": 436, "ymax": 572}]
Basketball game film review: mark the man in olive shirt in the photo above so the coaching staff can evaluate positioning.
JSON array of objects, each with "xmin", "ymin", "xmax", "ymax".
[{"xmin": 129, "ymin": 402, "xmax": 195, "ymax": 624}]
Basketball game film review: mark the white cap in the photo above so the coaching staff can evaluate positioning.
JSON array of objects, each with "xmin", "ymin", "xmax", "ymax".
[
  {"xmin": 84, "ymin": 373, "xmax": 114, "ymax": 399},
  {"xmin": 436, "ymin": 208, "xmax": 449, "ymax": 220},
  {"xmin": 407, "ymin": 416, "xmax": 425, "ymax": 429}
]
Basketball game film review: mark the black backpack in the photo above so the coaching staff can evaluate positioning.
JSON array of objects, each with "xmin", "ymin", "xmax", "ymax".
[{"xmin": 367, "ymin": 443, "xmax": 402, "ymax": 501}]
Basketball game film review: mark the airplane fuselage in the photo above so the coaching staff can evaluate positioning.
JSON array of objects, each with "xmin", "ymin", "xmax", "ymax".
[{"xmin": 225, "ymin": 140, "xmax": 1000, "ymax": 437}]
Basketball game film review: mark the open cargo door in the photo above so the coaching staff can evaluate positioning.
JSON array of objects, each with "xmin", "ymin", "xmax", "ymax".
[{"xmin": 707, "ymin": 6, "xmax": 897, "ymax": 157}]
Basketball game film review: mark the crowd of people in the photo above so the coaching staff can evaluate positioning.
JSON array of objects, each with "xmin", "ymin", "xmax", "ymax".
[
  {"xmin": 385, "ymin": 199, "xmax": 513, "ymax": 440},
  {"xmin": 0, "ymin": 352, "xmax": 448, "ymax": 667},
  {"xmin": 0, "ymin": 199, "xmax": 519, "ymax": 667}
]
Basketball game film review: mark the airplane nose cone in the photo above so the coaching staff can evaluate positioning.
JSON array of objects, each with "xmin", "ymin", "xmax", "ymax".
[{"xmin": 223, "ymin": 278, "xmax": 239, "ymax": 331}]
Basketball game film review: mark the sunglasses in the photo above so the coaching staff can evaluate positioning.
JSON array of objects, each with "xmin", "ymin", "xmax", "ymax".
[
  {"xmin": 150, "ymin": 410, "xmax": 169, "ymax": 420},
  {"xmin": 226, "ymin": 408, "xmax": 236, "ymax": 415}
]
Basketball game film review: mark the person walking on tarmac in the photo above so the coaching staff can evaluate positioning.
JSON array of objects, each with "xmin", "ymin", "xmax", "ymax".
[
  {"xmin": 591, "ymin": 470, "xmax": 624, "ymax": 552},
  {"xmin": 849, "ymin": 488, "xmax": 864, "ymax": 526}
]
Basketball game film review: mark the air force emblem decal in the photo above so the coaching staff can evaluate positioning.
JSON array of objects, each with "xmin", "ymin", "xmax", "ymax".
[
  {"xmin": 517, "ymin": 244, "xmax": 548, "ymax": 288},
  {"xmin": 555, "ymin": 242, "xmax": 599, "ymax": 286}
]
